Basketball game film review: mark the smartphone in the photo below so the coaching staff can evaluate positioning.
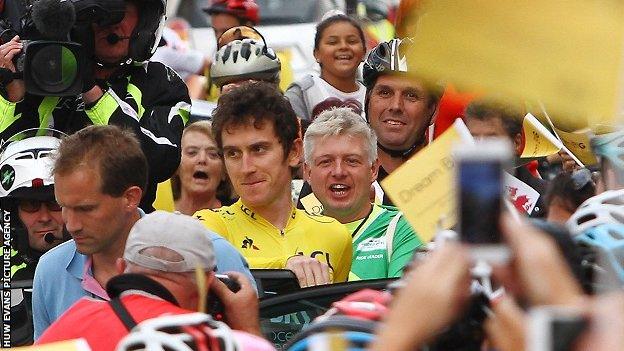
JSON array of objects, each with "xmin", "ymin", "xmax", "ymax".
[
  {"xmin": 454, "ymin": 139, "xmax": 512, "ymax": 263},
  {"xmin": 528, "ymin": 306, "xmax": 588, "ymax": 351}
]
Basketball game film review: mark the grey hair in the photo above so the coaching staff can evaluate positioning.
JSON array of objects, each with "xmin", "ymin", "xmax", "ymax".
[{"xmin": 303, "ymin": 107, "xmax": 377, "ymax": 165}]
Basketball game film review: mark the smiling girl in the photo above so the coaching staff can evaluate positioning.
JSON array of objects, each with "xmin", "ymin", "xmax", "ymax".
[{"xmin": 285, "ymin": 13, "xmax": 367, "ymax": 121}]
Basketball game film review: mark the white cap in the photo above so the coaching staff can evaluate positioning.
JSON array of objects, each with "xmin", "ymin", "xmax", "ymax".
[{"xmin": 124, "ymin": 211, "xmax": 216, "ymax": 272}]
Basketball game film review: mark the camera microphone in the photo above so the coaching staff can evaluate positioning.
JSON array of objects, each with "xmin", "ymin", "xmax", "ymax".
[
  {"xmin": 44, "ymin": 232, "xmax": 56, "ymax": 244},
  {"xmin": 106, "ymin": 33, "xmax": 131, "ymax": 45},
  {"xmin": 31, "ymin": 0, "xmax": 77, "ymax": 41}
]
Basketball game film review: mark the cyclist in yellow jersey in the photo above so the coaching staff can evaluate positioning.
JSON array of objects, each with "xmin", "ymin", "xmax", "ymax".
[
  {"xmin": 196, "ymin": 199, "xmax": 352, "ymax": 282},
  {"xmin": 194, "ymin": 82, "xmax": 352, "ymax": 287}
]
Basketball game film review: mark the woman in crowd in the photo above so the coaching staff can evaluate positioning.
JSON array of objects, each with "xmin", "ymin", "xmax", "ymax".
[
  {"xmin": 285, "ymin": 13, "xmax": 367, "ymax": 120},
  {"xmin": 172, "ymin": 121, "xmax": 233, "ymax": 215}
]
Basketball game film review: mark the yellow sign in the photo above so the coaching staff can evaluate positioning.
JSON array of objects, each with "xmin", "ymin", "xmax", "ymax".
[
  {"xmin": 406, "ymin": 0, "xmax": 624, "ymax": 128},
  {"xmin": 382, "ymin": 119, "xmax": 473, "ymax": 242},
  {"xmin": 520, "ymin": 113, "xmax": 562, "ymax": 159}
]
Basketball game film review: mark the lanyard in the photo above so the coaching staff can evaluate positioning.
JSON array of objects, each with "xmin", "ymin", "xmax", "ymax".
[{"xmin": 351, "ymin": 205, "xmax": 374, "ymax": 238}]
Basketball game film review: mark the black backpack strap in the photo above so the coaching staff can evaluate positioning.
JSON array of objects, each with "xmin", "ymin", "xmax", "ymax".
[{"xmin": 108, "ymin": 297, "xmax": 138, "ymax": 331}]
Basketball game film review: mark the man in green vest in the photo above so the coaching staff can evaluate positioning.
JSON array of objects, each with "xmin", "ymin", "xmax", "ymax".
[{"xmin": 303, "ymin": 107, "xmax": 423, "ymax": 281}]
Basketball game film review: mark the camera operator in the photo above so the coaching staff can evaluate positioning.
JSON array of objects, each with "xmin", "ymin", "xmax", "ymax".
[{"xmin": 0, "ymin": 0, "xmax": 191, "ymax": 212}]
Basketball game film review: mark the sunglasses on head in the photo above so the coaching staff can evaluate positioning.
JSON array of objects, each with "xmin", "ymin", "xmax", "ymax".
[{"xmin": 18, "ymin": 199, "xmax": 62, "ymax": 213}]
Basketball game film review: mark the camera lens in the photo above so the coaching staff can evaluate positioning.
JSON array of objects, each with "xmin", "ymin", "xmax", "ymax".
[{"xmin": 30, "ymin": 44, "xmax": 79, "ymax": 94}]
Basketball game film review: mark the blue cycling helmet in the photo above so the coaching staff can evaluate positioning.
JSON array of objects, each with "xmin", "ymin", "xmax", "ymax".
[
  {"xmin": 591, "ymin": 129, "xmax": 624, "ymax": 181},
  {"xmin": 574, "ymin": 223, "xmax": 624, "ymax": 291}
]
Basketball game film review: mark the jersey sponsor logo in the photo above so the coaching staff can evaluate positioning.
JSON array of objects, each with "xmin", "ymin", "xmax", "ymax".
[
  {"xmin": 240, "ymin": 204, "xmax": 256, "ymax": 220},
  {"xmin": 355, "ymin": 253, "xmax": 383, "ymax": 260},
  {"xmin": 294, "ymin": 249, "xmax": 335, "ymax": 271},
  {"xmin": 220, "ymin": 209, "xmax": 236, "ymax": 220},
  {"xmin": 356, "ymin": 237, "xmax": 386, "ymax": 252},
  {"xmin": 241, "ymin": 236, "xmax": 259, "ymax": 250}
]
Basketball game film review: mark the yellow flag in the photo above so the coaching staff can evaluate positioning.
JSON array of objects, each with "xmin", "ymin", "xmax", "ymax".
[
  {"xmin": 520, "ymin": 113, "xmax": 562, "ymax": 159},
  {"xmin": 405, "ymin": 0, "xmax": 624, "ymax": 128},
  {"xmin": 382, "ymin": 119, "xmax": 473, "ymax": 242},
  {"xmin": 551, "ymin": 127, "xmax": 598, "ymax": 166}
]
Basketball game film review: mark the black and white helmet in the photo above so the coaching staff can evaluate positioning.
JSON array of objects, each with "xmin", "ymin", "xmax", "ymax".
[
  {"xmin": 0, "ymin": 135, "xmax": 61, "ymax": 199},
  {"xmin": 362, "ymin": 38, "xmax": 411, "ymax": 89},
  {"xmin": 210, "ymin": 29, "xmax": 281, "ymax": 88},
  {"xmin": 128, "ymin": 0, "xmax": 166, "ymax": 63}
]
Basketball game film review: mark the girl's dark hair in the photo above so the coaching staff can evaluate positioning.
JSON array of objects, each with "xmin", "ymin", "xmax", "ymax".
[{"xmin": 313, "ymin": 14, "xmax": 366, "ymax": 52}]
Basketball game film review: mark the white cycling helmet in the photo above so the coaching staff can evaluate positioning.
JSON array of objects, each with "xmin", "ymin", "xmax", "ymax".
[
  {"xmin": 0, "ymin": 135, "xmax": 61, "ymax": 199},
  {"xmin": 566, "ymin": 189, "xmax": 624, "ymax": 236},
  {"xmin": 115, "ymin": 312, "xmax": 240, "ymax": 351},
  {"xmin": 210, "ymin": 34, "xmax": 281, "ymax": 88}
]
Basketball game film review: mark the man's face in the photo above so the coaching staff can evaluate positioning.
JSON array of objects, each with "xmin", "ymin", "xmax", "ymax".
[
  {"xmin": 55, "ymin": 166, "xmax": 135, "ymax": 256},
  {"xmin": 221, "ymin": 119, "xmax": 301, "ymax": 210},
  {"xmin": 464, "ymin": 115, "xmax": 508, "ymax": 140},
  {"xmin": 305, "ymin": 134, "xmax": 378, "ymax": 223},
  {"xmin": 17, "ymin": 198, "xmax": 64, "ymax": 252},
  {"xmin": 464, "ymin": 115, "xmax": 522, "ymax": 154},
  {"xmin": 211, "ymin": 13, "xmax": 241, "ymax": 41},
  {"xmin": 368, "ymin": 75, "xmax": 436, "ymax": 150},
  {"xmin": 93, "ymin": 2, "xmax": 139, "ymax": 64}
]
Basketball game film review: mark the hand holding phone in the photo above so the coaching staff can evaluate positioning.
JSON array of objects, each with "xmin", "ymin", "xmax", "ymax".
[{"xmin": 454, "ymin": 139, "xmax": 513, "ymax": 263}]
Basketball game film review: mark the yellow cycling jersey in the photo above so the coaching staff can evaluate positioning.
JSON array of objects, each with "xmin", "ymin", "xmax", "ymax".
[{"xmin": 194, "ymin": 199, "xmax": 352, "ymax": 283}]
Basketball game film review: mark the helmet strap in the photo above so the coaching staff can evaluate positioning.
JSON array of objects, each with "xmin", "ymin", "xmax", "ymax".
[{"xmin": 377, "ymin": 141, "xmax": 422, "ymax": 159}]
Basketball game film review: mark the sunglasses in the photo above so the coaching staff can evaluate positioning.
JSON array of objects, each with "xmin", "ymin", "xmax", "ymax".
[{"xmin": 18, "ymin": 199, "xmax": 62, "ymax": 213}]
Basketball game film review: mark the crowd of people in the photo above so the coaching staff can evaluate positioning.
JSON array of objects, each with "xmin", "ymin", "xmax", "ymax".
[{"xmin": 1, "ymin": 0, "xmax": 623, "ymax": 350}]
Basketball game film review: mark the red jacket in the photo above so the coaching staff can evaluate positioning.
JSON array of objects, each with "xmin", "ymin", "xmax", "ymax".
[{"xmin": 36, "ymin": 291, "xmax": 191, "ymax": 351}]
